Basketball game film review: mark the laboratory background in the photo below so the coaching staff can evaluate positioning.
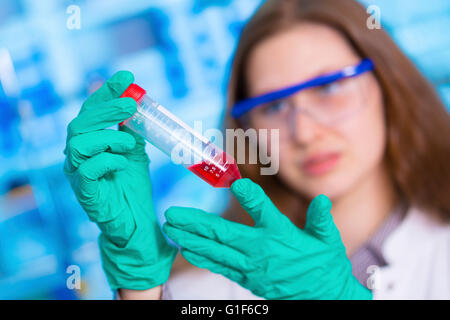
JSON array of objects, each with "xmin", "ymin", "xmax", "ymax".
[{"xmin": 0, "ymin": 0, "xmax": 449, "ymax": 299}]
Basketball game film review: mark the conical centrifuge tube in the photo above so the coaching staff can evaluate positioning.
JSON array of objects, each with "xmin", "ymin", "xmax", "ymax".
[{"xmin": 119, "ymin": 84, "xmax": 241, "ymax": 188}]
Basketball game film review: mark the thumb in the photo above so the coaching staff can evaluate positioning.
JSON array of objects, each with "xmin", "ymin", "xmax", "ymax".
[
  {"xmin": 304, "ymin": 195, "xmax": 342, "ymax": 246},
  {"xmin": 230, "ymin": 178, "xmax": 283, "ymax": 228},
  {"xmin": 83, "ymin": 70, "xmax": 135, "ymax": 109},
  {"xmin": 119, "ymin": 125, "xmax": 149, "ymax": 161}
]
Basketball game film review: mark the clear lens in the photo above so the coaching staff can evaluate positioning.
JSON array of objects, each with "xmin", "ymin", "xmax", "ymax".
[{"xmin": 249, "ymin": 73, "xmax": 369, "ymax": 136}]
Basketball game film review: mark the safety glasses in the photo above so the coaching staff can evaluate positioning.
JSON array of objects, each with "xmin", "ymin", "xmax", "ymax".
[{"xmin": 231, "ymin": 59, "xmax": 375, "ymax": 119}]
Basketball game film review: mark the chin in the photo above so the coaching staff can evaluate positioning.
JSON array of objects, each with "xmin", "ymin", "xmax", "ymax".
[{"xmin": 280, "ymin": 169, "xmax": 355, "ymax": 201}]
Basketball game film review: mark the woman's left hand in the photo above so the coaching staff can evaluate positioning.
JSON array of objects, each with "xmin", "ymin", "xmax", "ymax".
[{"xmin": 163, "ymin": 178, "xmax": 372, "ymax": 300}]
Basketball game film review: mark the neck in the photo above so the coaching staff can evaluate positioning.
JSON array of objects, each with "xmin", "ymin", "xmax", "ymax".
[
  {"xmin": 228, "ymin": 167, "xmax": 398, "ymax": 255},
  {"xmin": 329, "ymin": 164, "xmax": 398, "ymax": 256}
]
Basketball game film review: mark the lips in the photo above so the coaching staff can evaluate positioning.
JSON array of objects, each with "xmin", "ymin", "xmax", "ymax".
[{"xmin": 301, "ymin": 152, "xmax": 341, "ymax": 176}]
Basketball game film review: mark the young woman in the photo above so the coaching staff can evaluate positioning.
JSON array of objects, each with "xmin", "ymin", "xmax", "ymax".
[{"xmin": 64, "ymin": 0, "xmax": 450, "ymax": 300}]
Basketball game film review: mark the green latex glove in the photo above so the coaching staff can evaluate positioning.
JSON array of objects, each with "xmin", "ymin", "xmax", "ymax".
[
  {"xmin": 163, "ymin": 178, "xmax": 372, "ymax": 300},
  {"xmin": 64, "ymin": 71, "xmax": 177, "ymax": 291}
]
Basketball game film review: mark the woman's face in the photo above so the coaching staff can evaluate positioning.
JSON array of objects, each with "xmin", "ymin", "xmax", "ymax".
[{"xmin": 245, "ymin": 23, "xmax": 386, "ymax": 200}]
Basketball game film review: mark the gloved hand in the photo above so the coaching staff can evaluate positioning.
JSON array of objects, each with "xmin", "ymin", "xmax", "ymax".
[
  {"xmin": 64, "ymin": 71, "xmax": 177, "ymax": 291},
  {"xmin": 163, "ymin": 178, "xmax": 372, "ymax": 300}
]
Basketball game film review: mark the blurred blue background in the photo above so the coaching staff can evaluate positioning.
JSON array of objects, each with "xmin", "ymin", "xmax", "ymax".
[{"xmin": 0, "ymin": 0, "xmax": 448, "ymax": 299}]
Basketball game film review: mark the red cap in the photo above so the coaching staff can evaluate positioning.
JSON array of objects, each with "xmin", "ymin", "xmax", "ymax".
[
  {"xmin": 119, "ymin": 84, "xmax": 146, "ymax": 126},
  {"xmin": 120, "ymin": 83, "xmax": 146, "ymax": 102}
]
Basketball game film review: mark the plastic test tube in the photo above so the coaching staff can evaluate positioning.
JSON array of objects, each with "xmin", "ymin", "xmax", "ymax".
[{"xmin": 119, "ymin": 84, "xmax": 241, "ymax": 188}]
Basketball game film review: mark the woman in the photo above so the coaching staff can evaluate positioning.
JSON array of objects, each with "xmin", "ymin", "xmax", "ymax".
[{"xmin": 64, "ymin": 0, "xmax": 450, "ymax": 299}]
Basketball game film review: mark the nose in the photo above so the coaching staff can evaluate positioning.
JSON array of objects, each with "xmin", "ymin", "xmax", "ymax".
[{"xmin": 289, "ymin": 108, "xmax": 322, "ymax": 145}]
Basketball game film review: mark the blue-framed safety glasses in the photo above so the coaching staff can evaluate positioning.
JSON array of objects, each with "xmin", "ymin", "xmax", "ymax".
[{"xmin": 231, "ymin": 59, "xmax": 375, "ymax": 119}]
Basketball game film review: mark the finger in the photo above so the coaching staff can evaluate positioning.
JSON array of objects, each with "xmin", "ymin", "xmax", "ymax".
[
  {"xmin": 230, "ymin": 178, "xmax": 285, "ymax": 229},
  {"xmin": 163, "ymin": 223, "xmax": 253, "ymax": 273},
  {"xmin": 164, "ymin": 206, "xmax": 257, "ymax": 251},
  {"xmin": 304, "ymin": 195, "xmax": 343, "ymax": 246},
  {"xmin": 67, "ymin": 98, "xmax": 137, "ymax": 142},
  {"xmin": 119, "ymin": 125, "xmax": 148, "ymax": 160},
  {"xmin": 82, "ymin": 70, "xmax": 134, "ymax": 110},
  {"xmin": 75, "ymin": 152, "xmax": 128, "ymax": 204},
  {"xmin": 66, "ymin": 130, "xmax": 136, "ymax": 170},
  {"xmin": 181, "ymin": 248, "xmax": 245, "ymax": 285}
]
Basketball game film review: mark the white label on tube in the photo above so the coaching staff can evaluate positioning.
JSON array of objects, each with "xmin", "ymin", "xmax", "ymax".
[{"xmin": 156, "ymin": 104, "xmax": 210, "ymax": 145}]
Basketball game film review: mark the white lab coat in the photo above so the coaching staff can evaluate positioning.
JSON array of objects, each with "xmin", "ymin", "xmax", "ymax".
[{"xmin": 163, "ymin": 207, "xmax": 450, "ymax": 300}]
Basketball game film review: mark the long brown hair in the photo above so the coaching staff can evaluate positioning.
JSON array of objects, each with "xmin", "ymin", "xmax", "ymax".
[{"xmin": 223, "ymin": 0, "xmax": 450, "ymax": 224}]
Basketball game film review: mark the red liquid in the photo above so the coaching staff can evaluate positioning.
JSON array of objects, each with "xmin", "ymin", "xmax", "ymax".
[{"xmin": 188, "ymin": 152, "xmax": 241, "ymax": 188}]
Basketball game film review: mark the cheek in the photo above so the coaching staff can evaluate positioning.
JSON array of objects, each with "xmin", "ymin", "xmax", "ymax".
[
  {"xmin": 276, "ymin": 140, "xmax": 300, "ymax": 182},
  {"xmin": 274, "ymin": 94, "xmax": 387, "ymax": 198},
  {"xmin": 339, "ymin": 96, "xmax": 387, "ymax": 175},
  {"xmin": 262, "ymin": 132, "xmax": 288, "ymax": 175}
]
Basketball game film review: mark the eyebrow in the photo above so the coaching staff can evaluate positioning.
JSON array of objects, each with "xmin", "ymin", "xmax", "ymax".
[
  {"xmin": 251, "ymin": 63, "xmax": 356, "ymax": 97},
  {"xmin": 232, "ymin": 59, "xmax": 374, "ymax": 118}
]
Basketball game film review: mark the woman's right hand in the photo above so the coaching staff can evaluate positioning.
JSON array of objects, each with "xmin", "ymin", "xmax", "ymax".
[{"xmin": 63, "ymin": 71, "xmax": 178, "ymax": 292}]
